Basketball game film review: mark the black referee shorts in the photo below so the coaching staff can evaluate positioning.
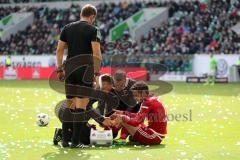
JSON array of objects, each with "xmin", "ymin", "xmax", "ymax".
[{"xmin": 65, "ymin": 65, "xmax": 94, "ymax": 99}]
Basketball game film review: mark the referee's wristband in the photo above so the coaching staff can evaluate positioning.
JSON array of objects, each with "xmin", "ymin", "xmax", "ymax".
[
  {"xmin": 57, "ymin": 66, "xmax": 64, "ymax": 73},
  {"xmin": 56, "ymin": 68, "xmax": 63, "ymax": 73}
]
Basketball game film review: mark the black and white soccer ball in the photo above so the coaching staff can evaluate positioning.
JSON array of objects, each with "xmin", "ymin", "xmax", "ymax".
[{"xmin": 36, "ymin": 113, "xmax": 49, "ymax": 127}]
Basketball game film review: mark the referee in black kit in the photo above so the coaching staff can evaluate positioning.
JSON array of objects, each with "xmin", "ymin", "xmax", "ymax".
[{"xmin": 56, "ymin": 4, "xmax": 105, "ymax": 148}]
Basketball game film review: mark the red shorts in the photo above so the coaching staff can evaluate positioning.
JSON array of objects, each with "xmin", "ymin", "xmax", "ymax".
[{"xmin": 133, "ymin": 127, "xmax": 164, "ymax": 145}]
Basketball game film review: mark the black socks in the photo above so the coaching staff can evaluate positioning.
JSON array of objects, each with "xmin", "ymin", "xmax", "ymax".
[
  {"xmin": 62, "ymin": 108, "xmax": 74, "ymax": 143},
  {"xmin": 72, "ymin": 108, "xmax": 86, "ymax": 145}
]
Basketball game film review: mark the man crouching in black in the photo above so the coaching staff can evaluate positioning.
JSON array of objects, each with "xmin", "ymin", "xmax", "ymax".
[{"xmin": 53, "ymin": 75, "xmax": 115, "ymax": 147}]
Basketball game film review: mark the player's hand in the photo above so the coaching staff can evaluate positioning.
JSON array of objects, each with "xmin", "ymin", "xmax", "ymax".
[
  {"xmin": 109, "ymin": 113, "xmax": 118, "ymax": 120},
  {"xmin": 112, "ymin": 116, "xmax": 123, "ymax": 128},
  {"xmin": 57, "ymin": 71, "xmax": 65, "ymax": 82},
  {"xmin": 102, "ymin": 117, "xmax": 114, "ymax": 127},
  {"xmin": 56, "ymin": 65, "xmax": 65, "ymax": 82},
  {"xmin": 113, "ymin": 109, "xmax": 123, "ymax": 115}
]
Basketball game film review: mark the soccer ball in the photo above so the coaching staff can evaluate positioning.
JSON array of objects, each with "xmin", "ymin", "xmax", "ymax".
[{"xmin": 36, "ymin": 113, "xmax": 49, "ymax": 127}]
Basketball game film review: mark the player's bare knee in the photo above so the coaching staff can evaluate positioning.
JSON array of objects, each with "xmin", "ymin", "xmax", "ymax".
[{"xmin": 121, "ymin": 122, "xmax": 139, "ymax": 136}]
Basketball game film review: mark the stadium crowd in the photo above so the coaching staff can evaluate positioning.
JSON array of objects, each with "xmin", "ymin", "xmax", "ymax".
[
  {"xmin": 137, "ymin": 0, "xmax": 240, "ymax": 55},
  {"xmin": 0, "ymin": 6, "xmax": 21, "ymax": 19},
  {"xmin": 103, "ymin": 0, "xmax": 240, "ymax": 72},
  {"xmin": 0, "ymin": 0, "xmax": 9, "ymax": 4},
  {"xmin": 0, "ymin": 1, "xmax": 176, "ymax": 55},
  {"xmin": 108, "ymin": 0, "xmax": 240, "ymax": 56}
]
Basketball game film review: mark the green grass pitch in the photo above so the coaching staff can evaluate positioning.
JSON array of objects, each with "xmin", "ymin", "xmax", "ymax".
[{"xmin": 0, "ymin": 80, "xmax": 240, "ymax": 160}]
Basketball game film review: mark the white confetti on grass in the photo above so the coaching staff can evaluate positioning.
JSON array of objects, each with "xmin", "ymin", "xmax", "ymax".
[
  {"xmin": 26, "ymin": 145, "xmax": 32, "ymax": 149},
  {"xmin": 39, "ymin": 140, "xmax": 52, "ymax": 145},
  {"xmin": 134, "ymin": 145, "xmax": 142, "ymax": 148},
  {"xmin": 193, "ymin": 153, "xmax": 204, "ymax": 159},
  {"xmin": 220, "ymin": 152, "xmax": 231, "ymax": 156},
  {"xmin": 91, "ymin": 155, "xmax": 101, "ymax": 159},
  {"xmin": 0, "ymin": 144, "xmax": 10, "ymax": 160},
  {"xmin": 219, "ymin": 125, "xmax": 224, "ymax": 129},
  {"xmin": 117, "ymin": 149, "xmax": 124, "ymax": 154},
  {"xmin": 179, "ymin": 140, "xmax": 186, "ymax": 145},
  {"xmin": 180, "ymin": 152, "xmax": 187, "ymax": 156},
  {"xmin": 144, "ymin": 153, "xmax": 153, "ymax": 157}
]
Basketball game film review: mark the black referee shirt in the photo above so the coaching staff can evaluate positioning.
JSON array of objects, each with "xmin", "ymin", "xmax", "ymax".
[{"xmin": 60, "ymin": 20, "xmax": 101, "ymax": 59}]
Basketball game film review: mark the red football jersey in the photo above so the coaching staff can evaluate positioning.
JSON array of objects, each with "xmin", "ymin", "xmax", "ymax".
[{"xmin": 122, "ymin": 96, "xmax": 167, "ymax": 136}]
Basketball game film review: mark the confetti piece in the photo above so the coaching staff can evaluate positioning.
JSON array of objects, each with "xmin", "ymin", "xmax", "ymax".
[{"xmin": 180, "ymin": 152, "xmax": 187, "ymax": 156}]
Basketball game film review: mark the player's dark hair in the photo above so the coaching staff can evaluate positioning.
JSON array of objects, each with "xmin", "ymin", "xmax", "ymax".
[
  {"xmin": 81, "ymin": 4, "xmax": 97, "ymax": 17},
  {"xmin": 113, "ymin": 70, "xmax": 126, "ymax": 81},
  {"xmin": 101, "ymin": 75, "xmax": 113, "ymax": 84},
  {"xmin": 131, "ymin": 81, "xmax": 149, "ymax": 94}
]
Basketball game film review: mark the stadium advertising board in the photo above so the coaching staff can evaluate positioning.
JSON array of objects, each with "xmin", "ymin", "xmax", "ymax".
[{"xmin": 0, "ymin": 66, "xmax": 148, "ymax": 80}]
